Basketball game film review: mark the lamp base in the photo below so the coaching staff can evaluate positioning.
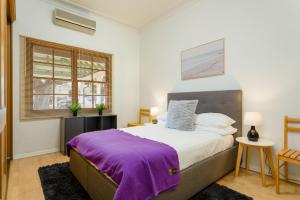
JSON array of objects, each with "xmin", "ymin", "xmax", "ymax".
[{"xmin": 247, "ymin": 126, "xmax": 259, "ymax": 142}]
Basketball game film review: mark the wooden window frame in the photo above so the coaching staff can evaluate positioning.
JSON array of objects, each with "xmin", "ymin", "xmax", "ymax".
[{"xmin": 22, "ymin": 37, "xmax": 112, "ymax": 119}]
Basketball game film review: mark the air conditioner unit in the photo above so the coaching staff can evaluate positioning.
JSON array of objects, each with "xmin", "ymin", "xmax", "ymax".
[{"xmin": 53, "ymin": 8, "xmax": 96, "ymax": 35}]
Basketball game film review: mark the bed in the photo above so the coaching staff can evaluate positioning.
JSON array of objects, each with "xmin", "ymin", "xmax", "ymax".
[{"xmin": 69, "ymin": 90, "xmax": 242, "ymax": 200}]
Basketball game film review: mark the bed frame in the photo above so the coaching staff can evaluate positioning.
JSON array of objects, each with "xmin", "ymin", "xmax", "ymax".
[{"xmin": 69, "ymin": 90, "xmax": 242, "ymax": 200}]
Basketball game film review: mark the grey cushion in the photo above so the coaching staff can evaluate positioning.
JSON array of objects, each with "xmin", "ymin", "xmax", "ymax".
[{"xmin": 167, "ymin": 100, "xmax": 198, "ymax": 131}]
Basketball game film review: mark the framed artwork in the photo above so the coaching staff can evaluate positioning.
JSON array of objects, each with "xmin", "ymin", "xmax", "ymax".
[{"xmin": 181, "ymin": 39, "xmax": 224, "ymax": 80}]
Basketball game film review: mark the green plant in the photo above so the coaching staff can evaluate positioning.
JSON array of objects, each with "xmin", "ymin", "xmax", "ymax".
[
  {"xmin": 95, "ymin": 103, "xmax": 105, "ymax": 114},
  {"xmin": 68, "ymin": 103, "xmax": 81, "ymax": 116}
]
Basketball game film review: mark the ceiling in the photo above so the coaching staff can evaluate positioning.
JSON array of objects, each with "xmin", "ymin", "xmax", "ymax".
[{"xmin": 61, "ymin": 0, "xmax": 189, "ymax": 28}]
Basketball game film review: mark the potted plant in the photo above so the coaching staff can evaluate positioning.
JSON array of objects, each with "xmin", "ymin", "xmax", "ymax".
[
  {"xmin": 95, "ymin": 103, "xmax": 105, "ymax": 116},
  {"xmin": 68, "ymin": 103, "xmax": 81, "ymax": 117}
]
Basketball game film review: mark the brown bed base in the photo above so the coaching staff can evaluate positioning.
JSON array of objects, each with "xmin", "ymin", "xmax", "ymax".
[{"xmin": 70, "ymin": 146, "xmax": 238, "ymax": 200}]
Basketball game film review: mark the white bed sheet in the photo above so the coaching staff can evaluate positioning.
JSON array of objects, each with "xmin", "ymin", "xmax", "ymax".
[{"xmin": 121, "ymin": 124, "xmax": 234, "ymax": 170}]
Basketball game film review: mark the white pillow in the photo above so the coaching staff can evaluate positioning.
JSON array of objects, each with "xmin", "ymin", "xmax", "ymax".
[
  {"xmin": 157, "ymin": 112, "xmax": 168, "ymax": 122},
  {"xmin": 157, "ymin": 121, "xmax": 167, "ymax": 127},
  {"xmin": 195, "ymin": 125, "xmax": 237, "ymax": 136},
  {"xmin": 195, "ymin": 113, "xmax": 236, "ymax": 128}
]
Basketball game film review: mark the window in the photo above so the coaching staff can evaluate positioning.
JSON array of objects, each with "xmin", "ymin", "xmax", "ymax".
[
  {"xmin": 32, "ymin": 46, "xmax": 72, "ymax": 110},
  {"xmin": 77, "ymin": 53, "xmax": 107, "ymax": 108},
  {"xmin": 21, "ymin": 37, "xmax": 112, "ymax": 119}
]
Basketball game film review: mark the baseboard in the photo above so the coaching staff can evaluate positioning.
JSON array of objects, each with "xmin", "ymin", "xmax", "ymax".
[{"xmin": 13, "ymin": 147, "xmax": 60, "ymax": 159}]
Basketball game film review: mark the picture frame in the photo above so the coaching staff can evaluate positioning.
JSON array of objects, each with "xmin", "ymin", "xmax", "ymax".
[{"xmin": 181, "ymin": 39, "xmax": 225, "ymax": 80}]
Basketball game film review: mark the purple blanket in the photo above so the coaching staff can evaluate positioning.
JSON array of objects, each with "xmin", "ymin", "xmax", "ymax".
[{"xmin": 67, "ymin": 129, "xmax": 180, "ymax": 200}]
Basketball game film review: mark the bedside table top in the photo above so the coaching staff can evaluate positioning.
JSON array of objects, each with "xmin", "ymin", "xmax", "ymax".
[{"xmin": 236, "ymin": 137, "xmax": 275, "ymax": 147}]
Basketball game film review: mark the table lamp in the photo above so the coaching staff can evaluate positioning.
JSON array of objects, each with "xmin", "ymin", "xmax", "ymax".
[
  {"xmin": 244, "ymin": 112, "xmax": 262, "ymax": 142},
  {"xmin": 150, "ymin": 106, "xmax": 159, "ymax": 124}
]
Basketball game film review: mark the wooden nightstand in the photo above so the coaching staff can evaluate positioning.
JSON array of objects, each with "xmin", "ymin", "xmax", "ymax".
[
  {"xmin": 235, "ymin": 137, "xmax": 276, "ymax": 186},
  {"xmin": 127, "ymin": 122, "xmax": 153, "ymax": 127},
  {"xmin": 127, "ymin": 123, "xmax": 144, "ymax": 127}
]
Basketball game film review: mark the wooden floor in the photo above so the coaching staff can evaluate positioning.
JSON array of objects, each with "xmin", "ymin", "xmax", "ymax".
[
  {"xmin": 6, "ymin": 152, "xmax": 300, "ymax": 200},
  {"xmin": 218, "ymin": 169, "xmax": 300, "ymax": 200}
]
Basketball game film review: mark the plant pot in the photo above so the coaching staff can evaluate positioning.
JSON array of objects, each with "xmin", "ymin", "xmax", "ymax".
[
  {"xmin": 73, "ymin": 111, "xmax": 78, "ymax": 117},
  {"xmin": 98, "ymin": 110, "xmax": 103, "ymax": 116}
]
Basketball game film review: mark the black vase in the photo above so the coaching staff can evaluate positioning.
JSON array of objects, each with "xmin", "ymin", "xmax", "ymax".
[
  {"xmin": 73, "ymin": 111, "xmax": 77, "ymax": 117},
  {"xmin": 247, "ymin": 126, "xmax": 259, "ymax": 142},
  {"xmin": 98, "ymin": 110, "xmax": 103, "ymax": 116}
]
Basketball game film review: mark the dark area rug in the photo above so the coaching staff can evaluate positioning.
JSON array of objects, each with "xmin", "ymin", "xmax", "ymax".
[
  {"xmin": 189, "ymin": 183, "xmax": 252, "ymax": 200},
  {"xmin": 38, "ymin": 162, "xmax": 252, "ymax": 200},
  {"xmin": 38, "ymin": 162, "xmax": 91, "ymax": 200}
]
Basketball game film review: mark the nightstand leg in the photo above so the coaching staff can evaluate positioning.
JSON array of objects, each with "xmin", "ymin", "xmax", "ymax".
[
  {"xmin": 246, "ymin": 146, "xmax": 250, "ymax": 172},
  {"xmin": 267, "ymin": 147, "xmax": 275, "ymax": 183},
  {"xmin": 235, "ymin": 143, "xmax": 243, "ymax": 176},
  {"xmin": 259, "ymin": 147, "xmax": 266, "ymax": 186}
]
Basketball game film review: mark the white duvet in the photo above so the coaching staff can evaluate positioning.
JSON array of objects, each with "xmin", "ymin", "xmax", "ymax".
[{"xmin": 121, "ymin": 124, "xmax": 233, "ymax": 170}]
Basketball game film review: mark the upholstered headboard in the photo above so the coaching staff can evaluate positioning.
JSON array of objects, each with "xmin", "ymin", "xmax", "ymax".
[{"xmin": 167, "ymin": 90, "xmax": 242, "ymax": 139}]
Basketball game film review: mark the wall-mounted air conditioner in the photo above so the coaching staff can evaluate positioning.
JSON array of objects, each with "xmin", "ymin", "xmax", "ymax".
[{"xmin": 53, "ymin": 8, "xmax": 96, "ymax": 35}]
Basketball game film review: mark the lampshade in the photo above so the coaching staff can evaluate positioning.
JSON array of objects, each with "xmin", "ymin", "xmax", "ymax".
[
  {"xmin": 150, "ymin": 106, "xmax": 159, "ymax": 116},
  {"xmin": 244, "ymin": 112, "xmax": 263, "ymax": 126}
]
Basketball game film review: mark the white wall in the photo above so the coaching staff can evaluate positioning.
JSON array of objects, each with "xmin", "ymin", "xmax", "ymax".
[
  {"xmin": 140, "ymin": 0, "xmax": 300, "ymax": 180},
  {"xmin": 13, "ymin": 0, "xmax": 140, "ymax": 158}
]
